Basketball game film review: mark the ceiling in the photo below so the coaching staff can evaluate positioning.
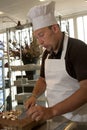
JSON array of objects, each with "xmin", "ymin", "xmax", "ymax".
[{"xmin": 0, "ymin": 0, "xmax": 87, "ymax": 32}]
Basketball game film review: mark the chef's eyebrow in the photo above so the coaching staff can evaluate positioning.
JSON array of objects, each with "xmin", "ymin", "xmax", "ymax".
[
  {"xmin": 35, "ymin": 32, "xmax": 44, "ymax": 40},
  {"xmin": 48, "ymin": 25, "xmax": 52, "ymax": 29}
]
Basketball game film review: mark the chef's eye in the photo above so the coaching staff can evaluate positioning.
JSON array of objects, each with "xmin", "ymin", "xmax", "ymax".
[
  {"xmin": 35, "ymin": 32, "xmax": 45, "ymax": 40},
  {"xmin": 38, "ymin": 32, "xmax": 44, "ymax": 38}
]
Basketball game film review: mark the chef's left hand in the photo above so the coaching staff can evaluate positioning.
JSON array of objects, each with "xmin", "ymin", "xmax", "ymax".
[{"xmin": 27, "ymin": 105, "xmax": 53, "ymax": 121}]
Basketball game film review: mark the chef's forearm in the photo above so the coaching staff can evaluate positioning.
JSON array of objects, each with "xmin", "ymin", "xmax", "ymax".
[
  {"xmin": 52, "ymin": 82, "xmax": 87, "ymax": 117},
  {"xmin": 32, "ymin": 77, "xmax": 46, "ymax": 98}
]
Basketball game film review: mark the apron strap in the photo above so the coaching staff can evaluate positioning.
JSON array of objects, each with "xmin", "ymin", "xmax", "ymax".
[
  {"xmin": 46, "ymin": 33, "xmax": 69, "ymax": 60},
  {"xmin": 61, "ymin": 34, "xmax": 69, "ymax": 59}
]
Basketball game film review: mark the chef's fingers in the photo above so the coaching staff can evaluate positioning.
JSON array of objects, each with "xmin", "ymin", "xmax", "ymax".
[
  {"xmin": 24, "ymin": 102, "xmax": 30, "ymax": 109},
  {"xmin": 31, "ymin": 111, "xmax": 40, "ymax": 121},
  {"xmin": 28, "ymin": 107, "xmax": 42, "ymax": 121},
  {"xmin": 24, "ymin": 96, "xmax": 37, "ymax": 109},
  {"xmin": 24, "ymin": 100, "xmax": 35, "ymax": 110},
  {"xmin": 35, "ymin": 114, "xmax": 41, "ymax": 121},
  {"xmin": 27, "ymin": 105, "xmax": 35, "ymax": 115},
  {"xmin": 27, "ymin": 105, "xmax": 38, "ymax": 117}
]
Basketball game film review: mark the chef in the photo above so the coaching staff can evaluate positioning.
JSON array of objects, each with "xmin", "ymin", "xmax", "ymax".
[{"xmin": 25, "ymin": 1, "xmax": 87, "ymax": 129}]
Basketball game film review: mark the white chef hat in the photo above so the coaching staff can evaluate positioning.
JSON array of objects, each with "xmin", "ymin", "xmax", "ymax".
[{"xmin": 27, "ymin": 1, "xmax": 57, "ymax": 31}]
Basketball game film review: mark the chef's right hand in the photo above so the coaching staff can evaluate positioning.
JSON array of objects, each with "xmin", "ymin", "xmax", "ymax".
[{"xmin": 24, "ymin": 95, "xmax": 37, "ymax": 110}]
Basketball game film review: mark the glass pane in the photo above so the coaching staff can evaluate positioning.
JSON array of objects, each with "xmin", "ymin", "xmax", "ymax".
[
  {"xmin": 0, "ymin": 50, "xmax": 3, "ymax": 57},
  {"xmin": 61, "ymin": 19, "xmax": 74, "ymax": 37},
  {"xmin": 68, "ymin": 19, "xmax": 74, "ymax": 38},
  {"xmin": 83, "ymin": 16, "xmax": 87, "ymax": 44},
  {"xmin": 61, "ymin": 20, "xmax": 67, "ymax": 32},
  {"xmin": 0, "ymin": 90, "xmax": 3, "ymax": 111},
  {"xmin": 0, "ymin": 60, "xmax": 2, "ymax": 88},
  {"xmin": 77, "ymin": 17, "xmax": 84, "ymax": 41}
]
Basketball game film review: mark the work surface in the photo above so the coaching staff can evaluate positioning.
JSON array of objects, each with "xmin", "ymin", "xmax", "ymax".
[
  {"xmin": 0, "ymin": 113, "xmax": 78, "ymax": 130},
  {"xmin": 32, "ymin": 119, "xmax": 62, "ymax": 130},
  {"xmin": 0, "ymin": 111, "xmax": 67, "ymax": 130},
  {"xmin": 32, "ymin": 116, "xmax": 77, "ymax": 130}
]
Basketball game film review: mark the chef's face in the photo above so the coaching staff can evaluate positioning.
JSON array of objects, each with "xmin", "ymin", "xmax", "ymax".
[{"xmin": 34, "ymin": 24, "xmax": 60, "ymax": 52}]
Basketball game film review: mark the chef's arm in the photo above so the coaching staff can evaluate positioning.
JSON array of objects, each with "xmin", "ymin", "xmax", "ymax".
[
  {"xmin": 32, "ymin": 77, "xmax": 46, "ymax": 98},
  {"xmin": 51, "ymin": 79, "xmax": 87, "ymax": 117},
  {"xmin": 25, "ymin": 77, "xmax": 46, "ymax": 109}
]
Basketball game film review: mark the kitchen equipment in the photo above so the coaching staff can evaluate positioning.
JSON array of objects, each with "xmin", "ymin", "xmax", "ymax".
[{"xmin": 0, "ymin": 110, "xmax": 45, "ymax": 130}]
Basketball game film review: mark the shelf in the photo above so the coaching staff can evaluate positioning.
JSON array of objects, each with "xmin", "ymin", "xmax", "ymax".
[
  {"xmin": 14, "ymin": 79, "xmax": 36, "ymax": 87},
  {"xmin": 15, "ymin": 92, "xmax": 47, "ymax": 107},
  {"xmin": 15, "ymin": 92, "xmax": 31, "ymax": 102},
  {"xmin": 14, "ymin": 83, "xmax": 35, "ymax": 87},
  {"xmin": 0, "ymin": 57, "xmax": 4, "ymax": 60},
  {"xmin": 5, "ymin": 23, "xmax": 42, "ymax": 111},
  {"xmin": 11, "ymin": 64, "xmax": 41, "ymax": 71}
]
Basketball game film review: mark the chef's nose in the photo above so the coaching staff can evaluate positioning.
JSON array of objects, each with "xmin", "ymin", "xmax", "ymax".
[{"xmin": 37, "ymin": 38, "xmax": 44, "ymax": 45}]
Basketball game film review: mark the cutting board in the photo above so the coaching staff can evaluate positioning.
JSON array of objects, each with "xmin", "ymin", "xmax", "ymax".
[{"xmin": 0, "ymin": 116, "xmax": 45, "ymax": 130}]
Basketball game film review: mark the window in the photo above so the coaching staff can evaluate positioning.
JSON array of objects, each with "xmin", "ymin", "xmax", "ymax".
[
  {"xmin": 68, "ymin": 19, "xmax": 74, "ymax": 38},
  {"xmin": 61, "ymin": 18, "xmax": 74, "ymax": 38},
  {"xmin": 77, "ymin": 17, "xmax": 84, "ymax": 41},
  {"xmin": 77, "ymin": 15, "xmax": 87, "ymax": 43}
]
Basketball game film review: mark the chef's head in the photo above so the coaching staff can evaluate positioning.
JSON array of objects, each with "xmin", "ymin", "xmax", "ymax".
[
  {"xmin": 27, "ymin": 1, "xmax": 57, "ymax": 31},
  {"xmin": 27, "ymin": 1, "xmax": 61, "ymax": 52}
]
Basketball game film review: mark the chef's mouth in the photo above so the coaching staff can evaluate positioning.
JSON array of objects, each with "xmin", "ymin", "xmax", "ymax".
[
  {"xmin": 41, "ymin": 44, "xmax": 52, "ymax": 51},
  {"xmin": 43, "ymin": 45, "xmax": 50, "ymax": 49}
]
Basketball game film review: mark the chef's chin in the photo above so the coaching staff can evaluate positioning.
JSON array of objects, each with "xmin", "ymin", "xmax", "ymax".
[{"xmin": 46, "ymin": 47, "xmax": 52, "ymax": 52}]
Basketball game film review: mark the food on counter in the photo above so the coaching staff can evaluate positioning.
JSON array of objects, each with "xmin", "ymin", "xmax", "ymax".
[{"xmin": 0, "ymin": 110, "xmax": 22, "ymax": 120}]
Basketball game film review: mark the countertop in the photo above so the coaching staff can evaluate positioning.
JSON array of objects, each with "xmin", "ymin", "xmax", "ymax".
[{"xmin": 32, "ymin": 116, "xmax": 77, "ymax": 130}]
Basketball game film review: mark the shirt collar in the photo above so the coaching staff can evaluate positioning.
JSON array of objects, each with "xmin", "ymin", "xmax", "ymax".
[{"xmin": 49, "ymin": 32, "xmax": 65, "ymax": 56}]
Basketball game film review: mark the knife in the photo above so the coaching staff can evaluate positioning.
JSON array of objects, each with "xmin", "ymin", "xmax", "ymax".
[{"xmin": 18, "ymin": 109, "xmax": 28, "ymax": 119}]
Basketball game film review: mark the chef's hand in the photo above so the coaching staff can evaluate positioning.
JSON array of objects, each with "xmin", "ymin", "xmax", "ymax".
[
  {"xmin": 24, "ymin": 95, "xmax": 37, "ymax": 110},
  {"xmin": 26, "ymin": 105, "xmax": 53, "ymax": 121}
]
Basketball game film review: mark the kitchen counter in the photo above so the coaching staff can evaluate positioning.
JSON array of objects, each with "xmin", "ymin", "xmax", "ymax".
[
  {"xmin": 32, "ymin": 119, "xmax": 61, "ymax": 130},
  {"xmin": 0, "ymin": 113, "xmax": 78, "ymax": 130},
  {"xmin": 32, "ymin": 116, "xmax": 78, "ymax": 130}
]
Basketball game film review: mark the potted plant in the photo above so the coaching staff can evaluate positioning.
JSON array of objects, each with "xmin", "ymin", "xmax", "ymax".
[{"xmin": 9, "ymin": 36, "xmax": 42, "ymax": 79}]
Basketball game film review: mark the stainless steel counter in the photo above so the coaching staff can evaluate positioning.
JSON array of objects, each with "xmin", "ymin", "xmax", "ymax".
[{"xmin": 32, "ymin": 116, "xmax": 78, "ymax": 130}]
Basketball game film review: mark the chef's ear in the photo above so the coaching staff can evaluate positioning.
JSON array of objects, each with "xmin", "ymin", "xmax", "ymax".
[{"xmin": 51, "ymin": 24, "xmax": 60, "ymax": 33}]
